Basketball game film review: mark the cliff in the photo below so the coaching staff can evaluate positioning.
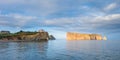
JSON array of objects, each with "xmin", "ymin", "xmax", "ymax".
[
  {"xmin": 67, "ymin": 32, "xmax": 106, "ymax": 40},
  {"xmin": 0, "ymin": 30, "xmax": 55, "ymax": 41},
  {"xmin": 20, "ymin": 32, "xmax": 49, "ymax": 41}
]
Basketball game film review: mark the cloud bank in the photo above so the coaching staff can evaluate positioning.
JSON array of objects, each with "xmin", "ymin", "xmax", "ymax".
[{"xmin": 0, "ymin": 0, "xmax": 120, "ymax": 39}]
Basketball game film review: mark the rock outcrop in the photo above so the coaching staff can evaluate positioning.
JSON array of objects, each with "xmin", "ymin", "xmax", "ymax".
[
  {"xmin": 49, "ymin": 35, "xmax": 56, "ymax": 40},
  {"xmin": 67, "ymin": 32, "xmax": 106, "ymax": 40},
  {"xmin": 103, "ymin": 36, "xmax": 107, "ymax": 40}
]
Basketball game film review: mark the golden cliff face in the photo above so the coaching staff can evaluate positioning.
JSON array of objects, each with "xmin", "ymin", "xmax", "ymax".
[
  {"xmin": 67, "ymin": 32, "xmax": 104, "ymax": 40},
  {"xmin": 21, "ymin": 32, "xmax": 49, "ymax": 41}
]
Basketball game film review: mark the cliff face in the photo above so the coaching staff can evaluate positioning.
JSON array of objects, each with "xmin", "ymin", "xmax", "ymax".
[
  {"xmin": 67, "ymin": 32, "xmax": 104, "ymax": 40},
  {"xmin": 21, "ymin": 32, "xmax": 49, "ymax": 41},
  {"xmin": 0, "ymin": 30, "xmax": 56, "ymax": 41}
]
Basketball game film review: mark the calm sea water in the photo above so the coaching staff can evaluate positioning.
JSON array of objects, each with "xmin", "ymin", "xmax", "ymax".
[{"xmin": 0, "ymin": 40, "xmax": 120, "ymax": 60}]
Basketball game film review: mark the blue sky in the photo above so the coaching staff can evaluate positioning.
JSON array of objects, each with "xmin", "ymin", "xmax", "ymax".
[{"xmin": 0, "ymin": 0, "xmax": 120, "ymax": 40}]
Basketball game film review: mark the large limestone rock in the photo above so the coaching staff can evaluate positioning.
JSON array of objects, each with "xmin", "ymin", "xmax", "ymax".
[
  {"xmin": 67, "ymin": 32, "xmax": 105, "ymax": 40},
  {"xmin": 89, "ymin": 34, "xmax": 102, "ymax": 40}
]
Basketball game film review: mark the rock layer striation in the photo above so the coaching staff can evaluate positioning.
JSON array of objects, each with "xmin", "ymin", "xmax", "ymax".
[{"xmin": 67, "ymin": 32, "xmax": 106, "ymax": 40}]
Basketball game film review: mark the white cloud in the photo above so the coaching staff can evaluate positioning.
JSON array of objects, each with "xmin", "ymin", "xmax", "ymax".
[
  {"xmin": 0, "ymin": 0, "xmax": 58, "ymax": 17},
  {"xmin": 9, "ymin": 14, "xmax": 37, "ymax": 20},
  {"xmin": 27, "ymin": 0, "xmax": 58, "ymax": 16},
  {"xmin": 38, "ymin": 13, "xmax": 120, "ymax": 33},
  {"xmin": 0, "ymin": 13, "xmax": 37, "ymax": 28},
  {"xmin": 1, "ymin": 11, "xmax": 120, "ymax": 33},
  {"xmin": 0, "ymin": 0, "xmax": 24, "ymax": 4},
  {"xmin": 104, "ymin": 3, "xmax": 117, "ymax": 11},
  {"xmin": 44, "ymin": 17, "xmax": 76, "ymax": 25},
  {"xmin": 93, "ymin": 14, "xmax": 120, "ymax": 23}
]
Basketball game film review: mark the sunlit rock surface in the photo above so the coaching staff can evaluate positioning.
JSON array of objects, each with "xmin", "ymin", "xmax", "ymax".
[
  {"xmin": 0, "ymin": 29, "xmax": 56, "ymax": 41},
  {"xmin": 67, "ymin": 32, "xmax": 106, "ymax": 40},
  {"xmin": 21, "ymin": 32, "xmax": 49, "ymax": 41}
]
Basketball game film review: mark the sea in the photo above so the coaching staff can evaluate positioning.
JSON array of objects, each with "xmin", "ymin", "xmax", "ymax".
[{"xmin": 0, "ymin": 40, "xmax": 120, "ymax": 60}]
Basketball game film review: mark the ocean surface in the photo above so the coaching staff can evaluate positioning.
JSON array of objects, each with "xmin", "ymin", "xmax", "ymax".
[{"xmin": 0, "ymin": 40, "xmax": 120, "ymax": 60}]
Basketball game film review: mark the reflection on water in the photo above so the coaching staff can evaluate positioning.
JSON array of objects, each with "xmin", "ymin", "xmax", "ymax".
[{"xmin": 0, "ymin": 40, "xmax": 120, "ymax": 60}]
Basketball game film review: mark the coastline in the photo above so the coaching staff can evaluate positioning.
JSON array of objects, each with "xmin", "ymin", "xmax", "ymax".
[{"xmin": 0, "ymin": 40, "xmax": 48, "ymax": 42}]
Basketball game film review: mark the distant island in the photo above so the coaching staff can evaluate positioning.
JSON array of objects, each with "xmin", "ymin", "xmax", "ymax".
[
  {"xmin": 67, "ymin": 32, "xmax": 107, "ymax": 40},
  {"xmin": 0, "ymin": 29, "xmax": 55, "ymax": 41}
]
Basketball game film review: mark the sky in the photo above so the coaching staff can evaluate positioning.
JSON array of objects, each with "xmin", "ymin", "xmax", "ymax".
[{"xmin": 0, "ymin": 0, "xmax": 120, "ymax": 40}]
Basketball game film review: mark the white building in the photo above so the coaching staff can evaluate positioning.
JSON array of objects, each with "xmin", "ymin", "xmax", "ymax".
[{"xmin": 38, "ymin": 29, "xmax": 45, "ymax": 32}]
